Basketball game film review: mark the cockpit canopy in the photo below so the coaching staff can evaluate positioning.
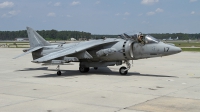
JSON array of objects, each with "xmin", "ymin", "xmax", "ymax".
[
  {"xmin": 145, "ymin": 35, "xmax": 159, "ymax": 44},
  {"xmin": 120, "ymin": 33, "xmax": 159, "ymax": 44}
]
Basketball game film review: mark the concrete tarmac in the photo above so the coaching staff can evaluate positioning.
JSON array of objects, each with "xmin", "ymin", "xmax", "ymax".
[{"xmin": 0, "ymin": 48, "xmax": 200, "ymax": 112}]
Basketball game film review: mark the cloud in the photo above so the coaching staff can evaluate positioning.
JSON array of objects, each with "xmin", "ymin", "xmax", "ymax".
[
  {"xmin": 1, "ymin": 14, "xmax": 7, "ymax": 18},
  {"xmin": 115, "ymin": 12, "xmax": 130, "ymax": 16},
  {"xmin": 191, "ymin": 11, "xmax": 195, "ymax": 14},
  {"xmin": 71, "ymin": 1, "xmax": 80, "ymax": 6},
  {"xmin": 95, "ymin": 1, "xmax": 100, "ymax": 4},
  {"xmin": 1, "ymin": 10, "xmax": 20, "ymax": 18},
  {"xmin": 124, "ymin": 12, "xmax": 130, "ymax": 16},
  {"xmin": 48, "ymin": 1, "xmax": 52, "ymax": 5},
  {"xmin": 47, "ymin": 12, "xmax": 56, "ymax": 17},
  {"xmin": 138, "ymin": 13, "xmax": 143, "ymax": 16},
  {"xmin": 0, "ymin": 1, "xmax": 14, "ymax": 8},
  {"xmin": 141, "ymin": 0, "xmax": 159, "ymax": 5},
  {"xmin": 54, "ymin": 2, "xmax": 61, "ymax": 6},
  {"xmin": 147, "ymin": 11, "xmax": 155, "ymax": 16},
  {"xmin": 142, "ymin": 21, "xmax": 149, "ymax": 24},
  {"xmin": 115, "ymin": 13, "xmax": 120, "ymax": 16},
  {"xmin": 146, "ymin": 8, "xmax": 163, "ymax": 16},
  {"xmin": 9, "ymin": 10, "xmax": 20, "ymax": 15},
  {"xmin": 67, "ymin": 15, "xmax": 72, "ymax": 17},
  {"xmin": 155, "ymin": 8, "xmax": 163, "ymax": 13},
  {"xmin": 190, "ymin": 0, "xmax": 197, "ymax": 2}
]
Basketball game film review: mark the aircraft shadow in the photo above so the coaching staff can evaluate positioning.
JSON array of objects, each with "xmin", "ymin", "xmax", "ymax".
[
  {"xmin": 35, "ymin": 67, "xmax": 129, "ymax": 78},
  {"xmin": 32, "ymin": 67, "xmax": 177, "ymax": 78},
  {"xmin": 15, "ymin": 67, "xmax": 177, "ymax": 78},
  {"xmin": 16, "ymin": 67, "xmax": 48, "ymax": 71}
]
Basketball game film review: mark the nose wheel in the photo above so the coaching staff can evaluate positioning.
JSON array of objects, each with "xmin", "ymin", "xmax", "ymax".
[
  {"xmin": 119, "ymin": 60, "xmax": 131, "ymax": 75},
  {"xmin": 119, "ymin": 66, "xmax": 128, "ymax": 75}
]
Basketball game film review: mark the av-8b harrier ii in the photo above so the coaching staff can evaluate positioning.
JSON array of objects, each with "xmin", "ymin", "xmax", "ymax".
[{"xmin": 14, "ymin": 27, "xmax": 181, "ymax": 75}]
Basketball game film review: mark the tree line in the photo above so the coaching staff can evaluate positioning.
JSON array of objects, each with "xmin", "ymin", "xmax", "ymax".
[
  {"xmin": 0, "ymin": 30, "xmax": 199, "ymax": 40},
  {"xmin": 147, "ymin": 33, "xmax": 200, "ymax": 40},
  {"xmin": 0, "ymin": 30, "xmax": 91, "ymax": 40}
]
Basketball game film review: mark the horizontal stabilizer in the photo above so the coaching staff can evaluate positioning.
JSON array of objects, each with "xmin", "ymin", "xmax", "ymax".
[{"xmin": 13, "ymin": 46, "xmax": 42, "ymax": 59}]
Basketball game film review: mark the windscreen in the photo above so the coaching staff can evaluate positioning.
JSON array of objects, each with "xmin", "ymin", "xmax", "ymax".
[{"xmin": 145, "ymin": 35, "xmax": 159, "ymax": 44}]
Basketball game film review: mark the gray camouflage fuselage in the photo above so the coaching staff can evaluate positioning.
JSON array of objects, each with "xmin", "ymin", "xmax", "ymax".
[
  {"xmin": 14, "ymin": 27, "xmax": 181, "ymax": 75},
  {"xmin": 39, "ymin": 38, "xmax": 181, "ymax": 62}
]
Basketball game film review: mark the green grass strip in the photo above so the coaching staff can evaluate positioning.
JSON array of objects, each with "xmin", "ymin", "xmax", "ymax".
[{"xmin": 181, "ymin": 48, "xmax": 200, "ymax": 52}]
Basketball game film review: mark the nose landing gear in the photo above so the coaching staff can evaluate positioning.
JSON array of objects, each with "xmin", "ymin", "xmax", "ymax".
[
  {"xmin": 119, "ymin": 66, "xmax": 127, "ymax": 75},
  {"xmin": 119, "ymin": 60, "xmax": 131, "ymax": 75}
]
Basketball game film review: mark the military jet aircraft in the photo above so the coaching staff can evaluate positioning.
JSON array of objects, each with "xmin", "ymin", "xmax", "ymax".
[{"xmin": 14, "ymin": 27, "xmax": 181, "ymax": 75}]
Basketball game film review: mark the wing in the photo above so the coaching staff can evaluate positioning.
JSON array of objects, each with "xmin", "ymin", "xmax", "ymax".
[
  {"xmin": 32, "ymin": 39, "xmax": 118, "ymax": 63},
  {"xmin": 13, "ymin": 46, "xmax": 42, "ymax": 59}
]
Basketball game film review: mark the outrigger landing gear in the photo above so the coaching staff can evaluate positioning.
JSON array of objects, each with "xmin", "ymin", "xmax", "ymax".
[
  {"xmin": 79, "ymin": 66, "xmax": 90, "ymax": 73},
  {"xmin": 119, "ymin": 60, "xmax": 131, "ymax": 75},
  {"xmin": 56, "ymin": 65, "xmax": 61, "ymax": 76}
]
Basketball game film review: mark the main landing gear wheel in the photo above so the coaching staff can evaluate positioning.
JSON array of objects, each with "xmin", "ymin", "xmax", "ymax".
[
  {"xmin": 119, "ymin": 66, "xmax": 128, "ymax": 75},
  {"xmin": 56, "ymin": 65, "xmax": 61, "ymax": 76},
  {"xmin": 85, "ymin": 67, "xmax": 89, "ymax": 72},
  {"xmin": 94, "ymin": 67, "xmax": 98, "ymax": 70},
  {"xmin": 79, "ymin": 67, "xmax": 90, "ymax": 73},
  {"xmin": 57, "ymin": 71, "xmax": 61, "ymax": 76}
]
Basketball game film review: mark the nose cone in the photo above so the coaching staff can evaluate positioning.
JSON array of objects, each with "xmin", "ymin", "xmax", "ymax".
[
  {"xmin": 159, "ymin": 42, "xmax": 182, "ymax": 56},
  {"xmin": 170, "ymin": 46, "xmax": 182, "ymax": 54}
]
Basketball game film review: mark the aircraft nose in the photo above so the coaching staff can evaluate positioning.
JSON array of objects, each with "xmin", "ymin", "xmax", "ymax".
[
  {"xmin": 159, "ymin": 42, "xmax": 182, "ymax": 56},
  {"xmin": 171, "ymin": 46, "xmax": 182, "ymax": 54},
  {"xmin": 165, "ymin": 45, "xmax": 182, "ymax": 55}
]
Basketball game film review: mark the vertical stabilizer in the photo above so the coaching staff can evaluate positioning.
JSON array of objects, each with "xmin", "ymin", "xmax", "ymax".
[{"xmin": 27, "ymin": 27, "xmax": 51, "ymax": 48}]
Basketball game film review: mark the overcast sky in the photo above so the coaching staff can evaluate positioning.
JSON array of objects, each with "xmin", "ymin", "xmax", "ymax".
[{"xmin": 0, "ymin": 0, "xmax": 199, "ymax": 34}]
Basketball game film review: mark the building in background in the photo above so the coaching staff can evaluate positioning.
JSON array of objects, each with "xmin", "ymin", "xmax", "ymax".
[{"xmin": 15, "ymin": 38, "xmax": 29, "ymax": 41}]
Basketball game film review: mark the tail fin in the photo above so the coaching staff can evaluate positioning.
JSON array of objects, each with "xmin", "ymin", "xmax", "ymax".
[{"xmin": 27, "ymin": 27, "xmax": 51, "ymax": 48}]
